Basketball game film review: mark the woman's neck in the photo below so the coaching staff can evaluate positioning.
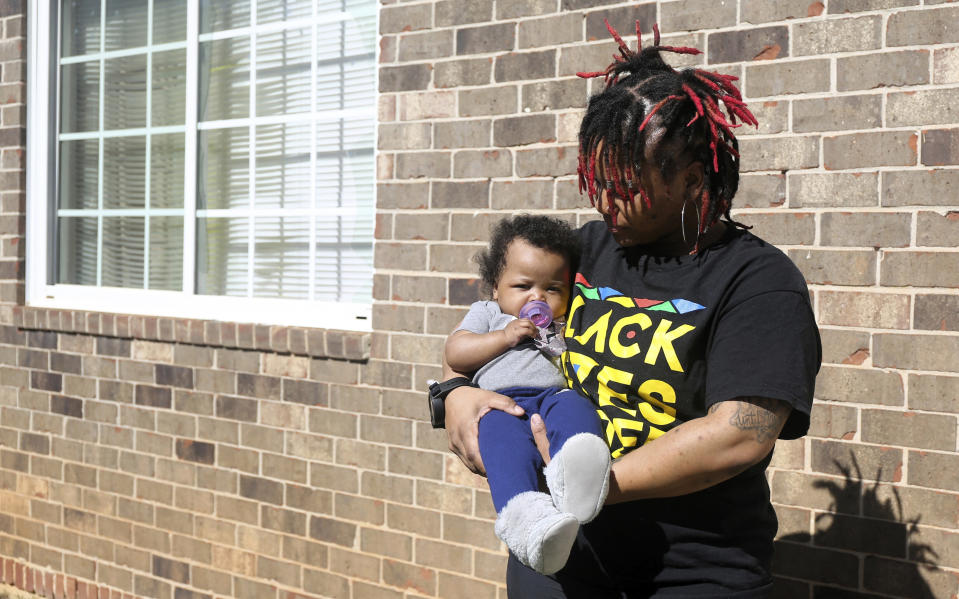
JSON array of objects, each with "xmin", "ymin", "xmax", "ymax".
[{"xmin": 634, "ymin": 221, "xmax": 729, "ymax": 257}]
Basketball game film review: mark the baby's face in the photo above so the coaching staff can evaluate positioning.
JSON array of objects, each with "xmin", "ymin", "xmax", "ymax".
[{"xmin": 493, "ymin": 239, "xmax": 571, "ymax": 320}]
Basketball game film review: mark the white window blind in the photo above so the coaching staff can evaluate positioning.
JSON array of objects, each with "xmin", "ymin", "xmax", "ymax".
[{"xmin": 27, "ymin": 0, "xmax": 377, "ymax": 331}]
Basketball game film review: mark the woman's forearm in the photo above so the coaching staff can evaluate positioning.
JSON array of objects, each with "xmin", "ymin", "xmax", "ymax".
[{"xmin": 606, "ymin": 397, "xmax": 791, "ymax": 503}]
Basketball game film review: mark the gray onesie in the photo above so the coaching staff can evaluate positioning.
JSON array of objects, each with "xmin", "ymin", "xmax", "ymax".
[{"xmin": 455, "ymin": 301, "xmax": 567, "ymax": 391}]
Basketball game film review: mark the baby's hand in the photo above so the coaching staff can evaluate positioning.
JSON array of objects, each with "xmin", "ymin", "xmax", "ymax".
[{"xmin": 503, "ymin": 318, "xmax": 538, "ymax": 347}]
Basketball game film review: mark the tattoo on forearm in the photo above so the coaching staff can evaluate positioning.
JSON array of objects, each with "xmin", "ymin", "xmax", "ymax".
[{"xmin": 712, "ymin": 397, "xmax": 789, "ymax": 444}]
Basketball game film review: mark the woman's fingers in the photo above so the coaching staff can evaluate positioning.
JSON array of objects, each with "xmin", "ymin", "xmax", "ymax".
[
  {"xmin": 445, "ymin": 387, "xmax": 529, "ymax": 475},
  {"xmin": 445, "ymin": 389, "xmax": 487, "ymax": 475},
  {"xmin": 531, "ymin": 413, "xmax": 551, "ymax": 465},
  {"xmin": 448, "ymin": 421, "xmax": 486, "ymax": 475},
  {"xmin": 486, "ymin": 393, "xmax": 525, "ymax": 417}
]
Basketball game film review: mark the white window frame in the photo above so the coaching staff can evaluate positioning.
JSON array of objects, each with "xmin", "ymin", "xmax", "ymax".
[{"xmin": 26, "ymin": 0, "xmax": 376, "ymax": 332}]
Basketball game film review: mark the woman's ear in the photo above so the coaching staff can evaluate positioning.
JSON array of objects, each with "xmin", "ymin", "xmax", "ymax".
[{"xmin": 683, "ymin": 161, "xmax": 705, "ymax": 199}]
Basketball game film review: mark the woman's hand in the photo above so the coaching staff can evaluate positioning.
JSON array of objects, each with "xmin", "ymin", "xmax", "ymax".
[
  {"xmin": 530, "ymin": 413, "xmax": 551, "ymax": 466},
  {"xmin": 446, "ymin": 385, "xmax": 525, "ymax": 475}
]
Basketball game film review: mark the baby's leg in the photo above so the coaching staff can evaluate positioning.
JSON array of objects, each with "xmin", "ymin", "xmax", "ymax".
[
  {"xmin": 539, "ymin": 388, "xmax": 605, "ymax": 457},
  {"xmin": 479, "ymin": 407, "xmax": 578, "ymax": 575},
  {"xmin": 478, "ymin": 408, "xmax": 541, "ymax": 513},
  {"xmin": 540, "ymin": 389, "xmax": 611, "ymax": 523}
]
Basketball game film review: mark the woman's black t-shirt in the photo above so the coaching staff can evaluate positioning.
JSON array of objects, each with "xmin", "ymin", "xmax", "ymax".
[{"xmin": 558, "ymin": 220, "xmax": 821, "ymax": 594}]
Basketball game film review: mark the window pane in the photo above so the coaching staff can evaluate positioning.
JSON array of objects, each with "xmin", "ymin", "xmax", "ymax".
[
  {"xmin": 62, "ymin": 0, "xmax": 100, "ymax": 57},
  {"xmin": 315, "ymin": 214, "xmax": 372, "ymax": 303},
  {"xmin": 103, "ymin": 136, "xmax": 146, "ymax": 209},
  {"xmin": 318, "ymin": 0, "xmax": 356, "ymax": 14},
  {"xmin": 315, "ymin": 118, "xmax": 374, "ymax": 209},
  {"xmin": 151, "ymin": 134, "xmax": 185, "ymax": 208},
  {"xmin": 255, "ymin": 123, "xmax": 310, "ymax": 210},
  {"xmin": 257, "ymin": 0, "xmax": 310, "ymax": 24},
  {"xmin": 102, "ymin": 217, "xmax": 145, "ymax": 288},
  {"xmin": 59, "ymin": 139, "xmax": 99, "ymax": 210},
  {"xmin": 153, "ymin": 49, "xmax": 187, "ymax": 127},
  {"xmin": 153, "ymin": 0, "xmax": 187, "ymax": 43},
  {"xmin": 256, "ymin": 28, "xmax": 311, "ymax": 117},
  {"xmin": 315, "ymin": 18, "xmax": 376, "ymax": 113},
  {"xmin": 253, "ymin": 217, "xmax": 308, "ymax": 299},
  {"xmin": 199, "ymin": 37, "xmax": 251, "ymax": 122},
  {"xmin": 104, "ymin": 54, "xmax": 148, "ymax": 130},
  {"xmin": 53, "ymin": 0, "xmax": 377, "ymax": 318},
  {"xmin": 200, "ymin": 0, "xmax": 251, "ymax": 33},
  {"xmin": 149, "ymin": 217, "xmax": 183, "ymax": 290},
  {"xmin": 198, "ymin": 127, "xmax": 249, "ymax": 210},
  {"xmin": 58, "ymin": 217, "xmax": 98, "ymax": 285},
  {"xmin": 60, "ymin": 62, "xmax": 100, "ymax": 134},
  {"xmin": 105, "ymin": 0, "xmax": 148, "ymax": 51},
  {"xmin": 343, "ymin": 9, "xmax": 376, "ymax": 55},
  {"xmin": 197, "ymin": 217, "xmax": 249, "ymax": 296}
]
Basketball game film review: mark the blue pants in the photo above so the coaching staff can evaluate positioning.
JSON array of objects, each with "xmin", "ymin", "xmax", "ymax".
[{"xmin": 479, "ymin": 386, "xmax": 604, "ymax": 513}]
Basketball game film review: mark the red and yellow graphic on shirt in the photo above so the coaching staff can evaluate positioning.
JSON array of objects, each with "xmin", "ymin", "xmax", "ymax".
[{"xmin": 561, "ymin": 274, "xmax": 705, "ymax": 459}]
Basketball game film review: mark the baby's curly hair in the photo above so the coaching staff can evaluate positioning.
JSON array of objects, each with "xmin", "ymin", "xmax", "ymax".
[{"xmin": 476, "ymin": 215, "xmax": 581, "ymax": 295}]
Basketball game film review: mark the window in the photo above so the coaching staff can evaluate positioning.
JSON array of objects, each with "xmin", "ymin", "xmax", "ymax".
[{"xmin": 27, "ymin": 0, "xmax": 377, "ymax": 331}]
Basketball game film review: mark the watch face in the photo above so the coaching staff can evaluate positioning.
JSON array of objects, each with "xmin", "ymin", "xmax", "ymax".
[{"xmin": 429, "ymin": 392, "xmax": 445, "ymax": 429}]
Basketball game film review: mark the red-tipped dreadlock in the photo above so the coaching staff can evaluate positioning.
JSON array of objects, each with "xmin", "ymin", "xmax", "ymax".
[{"xmin": 576, "ymin": 19, "xmax": 757, "ymax": 253}]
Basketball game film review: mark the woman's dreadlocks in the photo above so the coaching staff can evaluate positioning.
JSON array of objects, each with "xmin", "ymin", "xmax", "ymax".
[{"xmin": 577, "ymin": 20, "xmax": 758, "ymax": 253}]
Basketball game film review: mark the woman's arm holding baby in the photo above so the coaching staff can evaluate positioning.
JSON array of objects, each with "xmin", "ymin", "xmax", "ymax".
[
  {"xmin": 445, "ymin": 319, "xmax": 539, "ymax": 373},
  {"xmin": 442, "ymin": 354, "xmax": 525, "ymax": 475}
]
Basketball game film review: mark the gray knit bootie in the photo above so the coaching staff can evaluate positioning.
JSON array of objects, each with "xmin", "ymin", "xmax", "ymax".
[
  {"xmin": 494, "ymin": 491, "xmax": 579, "ymax": 574},
  {"xmin": 543, "ymin": 433, "xmax": 611, "ymax": 523}
]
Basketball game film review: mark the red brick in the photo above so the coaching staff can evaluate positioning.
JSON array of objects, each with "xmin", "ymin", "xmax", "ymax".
[
  {"xmin": 887, "ymin": 5, "xmax": 959, "ymax": 46},
  {"xmin": 883, "ymin": 169, "xmax": 959, "ymax": 207},
  {"xmin": 837, "ymin": 50, "xmax": 929, "ymax": 91},
  {"xmin": 921, "ymin": 128, "xmax": 959, "ymax": 166},
  {"xmin": 787, "ymin": 249, "xmax": 876, "ymax": 286},
  {"xmin": 917, "ymin": 210, "xmax": 959, "ymax": 247},
  {"xmin": 874, "ymin": 333, "xmax": 959, "ymax": 373},
  {"xmin": 794, "ymin": 95, "xmax": 882, "ymax": 133},
  {"xmin": 818, "ymin": 291, "xmax": 910, "ymax": 329},
  {"xmin": 814, "ymin": 365, "xmax": 904, "ymax": 406},
  {"xmin": 708, "ymin": 26, "xmax": 789, "ymax": 64},
  {"xmin": 745, "ymin": 58, "xmax": 830, "ymax": 97},
  {"xmin": 862, "ymin": 408, "xmax": 956, "ymax": 451},
  {"xmin": 824, "ymin": 131, "xmax": 917, "ymax": 170},
  {"xmin": 661, "ymin": 0, "xmax": 736, "ymax": 31},
  {"xmin": 880, "ymin": 250, "xmax": 959, "ymax": 288},
  {"xmin": 908, "ymin": 373, "xmax": 959, "ymax": 414}
]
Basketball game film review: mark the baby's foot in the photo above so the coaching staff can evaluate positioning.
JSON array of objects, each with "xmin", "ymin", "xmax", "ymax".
[
  {"xmin": 494, "ymin": 491, "xmax": 579, "ymax": 574},
  {"xmin": 544, "ymin": 433, "xmax": 611, "ymax": 523}
]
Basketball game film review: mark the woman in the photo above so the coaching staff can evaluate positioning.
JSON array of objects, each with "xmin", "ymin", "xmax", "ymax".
[{"xmin": 440, "ymin": 22, "xmax": 820, "ymax": 598}]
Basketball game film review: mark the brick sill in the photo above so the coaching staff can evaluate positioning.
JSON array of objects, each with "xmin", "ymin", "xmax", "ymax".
[{"xmin": 12, "ymin": 305, "xmax": 370, "ymax": 361}]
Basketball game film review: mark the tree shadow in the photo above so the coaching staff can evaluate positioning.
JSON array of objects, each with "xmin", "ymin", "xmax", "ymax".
[{"xmin": 771, "ymin": 454, "xmax": 941, "ymax": 598}]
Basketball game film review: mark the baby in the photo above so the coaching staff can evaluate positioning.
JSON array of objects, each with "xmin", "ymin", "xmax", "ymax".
[{"xmin": 446, "ymin": 214, "xmax": 611, "ymax": 574}]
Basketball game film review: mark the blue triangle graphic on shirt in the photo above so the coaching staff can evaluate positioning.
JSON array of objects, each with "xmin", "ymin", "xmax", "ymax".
[
  {"xmin": 672, "ymin": 299, "xmax": 706, "ymax": 314},
  {"xmin": 572, "ymin": 363, "xmax": 580, "ymax": 374},
  {"xmin": 598, "ymin": 287, "xmax": 622, "ymax": 300}
]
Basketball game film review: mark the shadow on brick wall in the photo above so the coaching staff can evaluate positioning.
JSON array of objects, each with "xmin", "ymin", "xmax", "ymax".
[{"xmin": 771, "ymin": 455, "xmax": 938, "ymax": 598}]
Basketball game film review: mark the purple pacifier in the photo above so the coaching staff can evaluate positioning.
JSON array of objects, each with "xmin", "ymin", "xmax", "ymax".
[{"xmin": 519, "ymin": 300, "xmax": 553, "ymax": 328}]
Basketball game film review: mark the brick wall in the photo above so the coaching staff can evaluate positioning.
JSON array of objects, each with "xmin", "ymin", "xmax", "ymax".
[{"xmin": 2, "ymin": 1, "xmax": 958, "ymax": 598}]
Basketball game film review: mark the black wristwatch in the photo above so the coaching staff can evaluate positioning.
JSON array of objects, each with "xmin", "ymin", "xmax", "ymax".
[{"xmin": 427, "ymin": 377, "xmax": 477, "ymax": 429}]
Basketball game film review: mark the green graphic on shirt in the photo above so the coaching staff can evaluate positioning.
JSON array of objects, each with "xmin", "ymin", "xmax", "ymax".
[{"xmin": 574, "ymin": 273, "xmax": 706, "ymax": 315}]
